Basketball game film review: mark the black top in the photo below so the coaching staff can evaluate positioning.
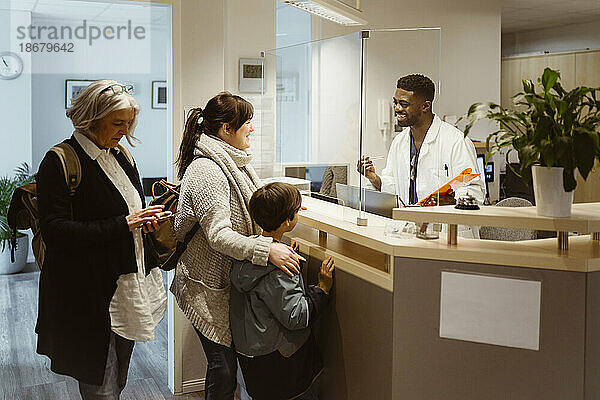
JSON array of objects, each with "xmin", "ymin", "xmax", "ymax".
[{"xmin": 35, "ymin": 136, "xmax": 158, "ymax": 385}]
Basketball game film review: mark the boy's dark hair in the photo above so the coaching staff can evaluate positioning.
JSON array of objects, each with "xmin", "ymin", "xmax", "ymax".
[
  {"xmin": 249, "ymin": 182, "xmax": 302, "ymax": 232},
  {"xmin": 397, "ymin": 74, "xmax": 435, "ymax": 102}
]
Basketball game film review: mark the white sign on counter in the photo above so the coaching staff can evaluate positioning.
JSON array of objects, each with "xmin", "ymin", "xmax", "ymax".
[{"xmin": 439, "ymin": 271, "xmax": 541, "ymax": 350}]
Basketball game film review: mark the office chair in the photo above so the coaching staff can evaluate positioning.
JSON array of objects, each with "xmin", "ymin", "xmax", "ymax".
[
  {"xmin": 319, "ymin": 166, "xmax": 348, "ymax": 198},
  {"xmin": 479, "ymin": 197, "xmax": 536, "ymax": 241}
]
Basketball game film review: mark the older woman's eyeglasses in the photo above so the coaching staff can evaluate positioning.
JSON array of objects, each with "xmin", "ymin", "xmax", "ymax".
[{"xmin": 104, "ymin": 84, "xmax": 134, "ymax": 95}]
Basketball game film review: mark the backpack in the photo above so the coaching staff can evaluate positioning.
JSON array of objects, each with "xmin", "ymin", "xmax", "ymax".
[
  {"xmin": 7, "ymin": 141, "xmax": 133, "ymax": 268},
  {"xmin": 146, "ymin": 179, "xmax": 199, "ymax": 271}
]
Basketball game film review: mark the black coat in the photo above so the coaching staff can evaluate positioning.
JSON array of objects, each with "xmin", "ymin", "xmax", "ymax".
[{"xmin": 35, "ymin": 136, "xmax": 157, "ymax": 385}]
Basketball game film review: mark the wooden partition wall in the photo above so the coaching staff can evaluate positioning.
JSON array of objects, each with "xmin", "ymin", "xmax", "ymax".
[{"xmin": 501, "ymin": 50, "xmax": 600, "ymax": 204}]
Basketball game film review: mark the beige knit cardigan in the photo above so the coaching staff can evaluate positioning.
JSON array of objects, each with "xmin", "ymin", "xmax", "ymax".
[{"xmin": 170, "ymin": 134, "xmax": 272, "ymax": 346}]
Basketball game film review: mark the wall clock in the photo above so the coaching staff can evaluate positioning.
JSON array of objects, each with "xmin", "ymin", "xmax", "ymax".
[{"xmin": 0, "ymin": 51, "xmax": 24, "ymax": 80}]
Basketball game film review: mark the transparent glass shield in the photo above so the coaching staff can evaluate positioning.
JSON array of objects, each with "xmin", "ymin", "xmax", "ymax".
[
  {"xmin": 260, "ymin": 32, "xmax": 363, "ymax": 221},
  {"xmin": 358, "ymin": 28, "xmax": 442, "ymax": 227}
]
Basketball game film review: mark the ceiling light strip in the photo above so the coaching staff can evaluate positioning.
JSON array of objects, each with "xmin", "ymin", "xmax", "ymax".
[{"xmin": 282, "ymin": 0, "xmax": 367, "ymax": 26}]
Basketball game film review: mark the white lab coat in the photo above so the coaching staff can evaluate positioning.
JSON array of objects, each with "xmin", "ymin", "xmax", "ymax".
[
  {"xmin": 377, "ymin": 115, "xmax": 485, "ymax": 238},
  {"xmin": 379, "ymin": 114, "xmax": 485, "ymax": 205}
]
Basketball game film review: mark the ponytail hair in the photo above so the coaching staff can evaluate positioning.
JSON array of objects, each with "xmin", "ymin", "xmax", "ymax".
[
  {"xmin": 176, "ymin": 108, "xmax": 204, "ymax": 180},
  {"xmin": 176, "ymin": 92, "xmax": 254, "ymax": 180}
]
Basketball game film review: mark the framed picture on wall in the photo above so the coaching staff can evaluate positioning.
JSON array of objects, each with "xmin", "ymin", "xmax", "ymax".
[
  {"xmin": 152, "ymin": 81, "xmax": 167, "ymax": 109},
  {"xmin": 65, "ymin": 79, "xmax": 95, "ymax": 109}
]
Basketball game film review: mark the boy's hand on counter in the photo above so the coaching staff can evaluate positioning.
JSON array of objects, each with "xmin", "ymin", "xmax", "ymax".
[{"xmin": 318, "ymin": 256, "xmax": 335, "ymax": 294}]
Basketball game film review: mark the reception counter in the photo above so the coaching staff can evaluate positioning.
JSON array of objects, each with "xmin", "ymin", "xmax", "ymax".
[{"xmin": 286, "ymin": 196, "xmax": 600, "ymax": 399}]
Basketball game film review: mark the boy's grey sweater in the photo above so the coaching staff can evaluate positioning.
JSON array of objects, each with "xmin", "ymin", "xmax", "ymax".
[{"xmin": 170, "ymin": 134, "xmax": 272, "ymax": 347}]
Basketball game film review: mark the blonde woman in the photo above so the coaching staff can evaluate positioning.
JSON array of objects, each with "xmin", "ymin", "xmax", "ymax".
[{"xmin": 36, "ymin": 80, "xmax": 168, "ymax": 399}]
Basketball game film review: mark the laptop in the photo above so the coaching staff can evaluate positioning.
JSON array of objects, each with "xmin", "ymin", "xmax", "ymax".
[{"xmin": 335, "ymin": 183, "xmax": 398, "ymax": 218}]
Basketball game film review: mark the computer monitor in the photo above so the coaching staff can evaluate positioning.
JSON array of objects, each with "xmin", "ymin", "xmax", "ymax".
[
  {"xmin": 476, "ymin": 155, "xmax": 494, "ymax": 183},
  {"xmin": 335, "ymin": 183, "xmax": 398, "ymax": 218},
  {"xmin": 284, "ymin": 164, "xmax": 349, "ymax": 195},
  {"xmin": 305, "ymin": 165, "xmax": 328, "ymax": 192}
]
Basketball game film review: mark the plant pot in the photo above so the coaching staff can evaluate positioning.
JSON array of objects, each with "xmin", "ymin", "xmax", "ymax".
[
  {"xmin": 531, "ymin": 165, "xmax": 574, "ymax": 217},
  {"xmin": 0, "ymin": 234, "xmax": 29, "ymax": 275}
]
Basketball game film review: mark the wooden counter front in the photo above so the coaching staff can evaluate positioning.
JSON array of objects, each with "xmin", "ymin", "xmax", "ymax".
[{"xmin": 292, "ymin": 195, "xmax": 600, "ymax": 399}]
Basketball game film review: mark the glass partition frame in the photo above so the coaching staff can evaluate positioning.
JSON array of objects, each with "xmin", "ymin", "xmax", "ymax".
[
  {"xmin": 359, "ymin": 28, "xmax": 442, "ymax": 226},
  {"xmin": 259, "ymin": 28, "xmax": 442, "ymax": 226}
]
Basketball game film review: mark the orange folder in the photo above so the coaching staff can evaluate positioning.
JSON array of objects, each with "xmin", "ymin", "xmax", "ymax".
[{"xmin": 417, "ymin": 168, "xmax": 481, "ymax": 206}]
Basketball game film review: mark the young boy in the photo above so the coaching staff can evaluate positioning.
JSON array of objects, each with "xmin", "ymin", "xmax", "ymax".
[{"xmin": 229, "ymin": 182, "xmax": 334, "ymax": 400}]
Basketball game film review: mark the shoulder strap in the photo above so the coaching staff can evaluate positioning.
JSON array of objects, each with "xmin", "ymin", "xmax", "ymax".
[
  {"xmin": 49, "ymin": 143, "xmax": 81, "ymax": 196},
  {"xmin": 116, "ymin": 143, "xmax": 135, "ymax": 167},
  {"xmin": 184, "ymin": 223, "xmax": 201, "ymax": 245}
]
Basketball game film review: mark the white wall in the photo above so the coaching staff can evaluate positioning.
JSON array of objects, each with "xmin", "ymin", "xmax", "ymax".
[
  {"xmin": 225, "ymin": 0, "xmax": 276, "ymax": 176},
  {"xmin": 503, "ymin": 20, "xmax": 600, "ymax": 57},
  {"xmin": 0, "ymin": 9, "xmax": 32, "ymax": 176}
]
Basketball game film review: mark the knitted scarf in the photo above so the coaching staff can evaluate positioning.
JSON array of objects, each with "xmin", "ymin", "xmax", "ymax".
[{"xmin": 193, "ymin": 134, "xmax": 262, "ymax": 235}]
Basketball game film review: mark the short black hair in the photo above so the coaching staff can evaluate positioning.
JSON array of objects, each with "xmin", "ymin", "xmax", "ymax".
[
  {"xmin": 397, "ymin": 74, "xmax": 435, "ymax": 102},
  {"xmin": 249, "ymin": 182, "xmax": 302, "ymax": 232}
]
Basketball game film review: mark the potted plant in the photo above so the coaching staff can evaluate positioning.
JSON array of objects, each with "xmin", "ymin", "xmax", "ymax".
[
  {"xmin": 1, "ymin": 163, "xmax": 34, "ymax": 274},
  {"xmin": 462, "ymin": 67, "xmax": 600, "ymax": 217}
]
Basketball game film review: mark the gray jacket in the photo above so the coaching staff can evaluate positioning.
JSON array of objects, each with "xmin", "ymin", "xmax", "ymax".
[{"xmin": 230, "ymin": 259, "xmax": 328, "ymax": 357}]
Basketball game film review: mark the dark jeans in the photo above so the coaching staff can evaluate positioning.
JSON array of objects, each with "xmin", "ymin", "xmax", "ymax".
[
  {"xmin": 195, "ymin": 328, "xmax": 238, "ymax": 400},
  {"xmin": 78, "ymin": 332, "xmax": 134, "ymax": 400}
]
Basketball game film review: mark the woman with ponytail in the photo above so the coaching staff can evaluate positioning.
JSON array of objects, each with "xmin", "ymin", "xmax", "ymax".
[{"xmin": 171, "ymin": 92, "xmax": 302, "ymax": 399}]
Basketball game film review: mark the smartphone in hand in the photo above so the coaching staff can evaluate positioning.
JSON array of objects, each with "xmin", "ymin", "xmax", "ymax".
[{"xmin": 155, "ymin": 211, "xmax": 174, "ymax": 223}]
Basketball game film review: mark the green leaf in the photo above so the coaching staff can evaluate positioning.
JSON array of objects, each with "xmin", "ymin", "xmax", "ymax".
[
  {"xmin": 522, "ymin": 79, "xmax": 535, "ymax": 94},
  {"xmin": 466, "ymin": 102, "xmax": 484, "ymax": 116},
  {"xmin": 540, "ymin": 145, "xmax": 555, "ymax": 167},
  {"xmin": 520, "ymin": 164, "xmax": 533, "ymax": 185},
  {"xmin": 556, "ymin": 100, "xmax": 568, "ymax": 116},
  {"xmin": 541, "ymin": 68, "xmax": 560, "ymax": 93},
  {"xmin": 533, "ymin": 115, "xmax": 553, "ymax": 145},
  {"xmin": 553, "ymin": 136, "xmax": 574, "ymax": 168},
  {"xmin": 544, "ymin": 92, "xmax": 557, "ymax": 116},
  {"xmin": 574, "ymin": 129, "xmax": 600, "ymax": 179},
  {"xmin": 563, "ymin": 168, "xmax": 577, "ymax": 192},
  {"xmin": 517, "ymin": 144, "xmax": 539, "ymax": 169},
  {"xmin": 0, "ymin": 164, "xmax": 34, "ymax": 245},
  {"xmin": 524, "ymin": 94, "xmax": 546, "ymax": 116},
  {"xmin": 552, "ymin": 81, "xmax": 567, "ymax": 97}
]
